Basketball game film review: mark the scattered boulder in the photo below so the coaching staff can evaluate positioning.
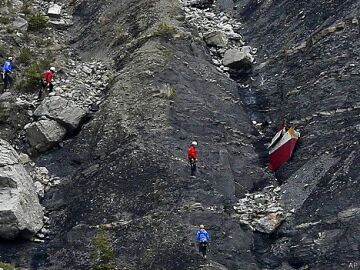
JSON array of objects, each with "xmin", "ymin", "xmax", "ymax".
[
  {"xmin": 203, "ymin": 31, "xmax": 228, "ymax": 47},
  {"xmin": 25, "ymin": 119, "xmax": 66, "ymax": 152},
  {"xmin": 12, "ymin": 16, "xmax": 28, "ymax": 31},
  {"xmin": 34, "ymin": 96, "xmax": 88, "ymax": 131},
  {"xmin": 223, "ymin": 48, "xmax": 254, "ymax": 70},
  {"xmin": 0, "ymin": 139, "xmax": 43, "ymax": 239},
  {"xmin": 47, "ymin": 4, "xmax": 62, "ymax": 18},
  {"xmin": 253, "ymin": 213, "xmax": 284, "ymax": 234}
]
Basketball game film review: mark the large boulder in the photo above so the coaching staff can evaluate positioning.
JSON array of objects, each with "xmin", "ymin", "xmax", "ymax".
[
  {"xmin": 0, "ymin": 140, "xmax": 43, "ymax": 239},
  {"xmin": 203, "ymin": 31, "xmax": 228, "ymax": 47},
  {"xmin": 25, "ymin": 119, "xmax": 67, "ymax": 152},
  {"xmin": 34, "ymin": 96, "xmax": 88, "ymax": 131},
  {"xmin": 223, "ymin": 48, "xmax": 254, "ymax": 70}
]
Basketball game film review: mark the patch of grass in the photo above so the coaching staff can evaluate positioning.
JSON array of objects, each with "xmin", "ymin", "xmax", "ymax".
[
  {"xmin": 153, "ymin": 22, "xmax": 177, "ymax": 38},
  {"xmin": 160, "ymin": 46, "xmax": 174, "ymax": 59},
  {"xmin": 159, "ymin": 84, "xmax": 176, "ymax": 100},
  {"xmin": 0, "ymin": 262, "xmax": 16, "ymax": 270},
  {"xmin": 90, "ymin": 225, "xmax": 116, "ymax": 270},
  {"xmin": 28, "ymin": 13, "xmax": 48, "ymax": 32},
  {"xmin": 18, "ymin": 47, "xmax": 32, "ymax": 65}
]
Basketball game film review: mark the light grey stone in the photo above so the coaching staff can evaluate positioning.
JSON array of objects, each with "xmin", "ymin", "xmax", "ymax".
[
  {"xmin": 47, "ymin": 4, "xmax": 62, "ymax": 17},
  {"xmin": 203, "ymin": 31, "xmax": 228, "ymax": 47},
  {"xmin": 12, "ymin": 16, "xmax": 28, "ymax": 31},
  {"xmin": 34, "ymin": 181, "xmax": 45, "ymax": 198},
  {"xmin": 25, "ymin": 119, "xmax": 66, "ymax": 152},
  {"xmin": 223, "ymin": 48, "xmax": 254, "ymax": 69},
  {"xmin": 0, "ymin": 139, "xmax": 44, "ymax": 239}
]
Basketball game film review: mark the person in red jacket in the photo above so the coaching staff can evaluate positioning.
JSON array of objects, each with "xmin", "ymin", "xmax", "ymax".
[
  {"xmin": 188, "ymin": 141, "xmax": 198, "ymax": 176},
  {"xmin": 38, "ymin": 66, "xmax": 56, "ymax": 100}
]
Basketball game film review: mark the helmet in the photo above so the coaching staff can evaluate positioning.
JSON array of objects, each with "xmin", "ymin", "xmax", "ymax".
[
  {"xmin": 199, "ymin": 224, "xmax": 204, "ymax": 229},
  {"xmin": 50, "ymin": 67, "xmax": 56, "ymax": 72},
  {"xmin": 8, "ymin": 57, "xmax": 13, "ymax": 61},
  {"xmin": 191, "ymin": 141, "xmax": 198, "ymax": 146}
]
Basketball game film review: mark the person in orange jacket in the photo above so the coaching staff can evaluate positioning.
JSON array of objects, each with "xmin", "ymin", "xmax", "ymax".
[{"xmin": 187, "ymin": 141, "xmax": 198, "ymax": 176}]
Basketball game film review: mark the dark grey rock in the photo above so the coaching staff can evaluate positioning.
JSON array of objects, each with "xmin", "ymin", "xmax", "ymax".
[{"xmin": 34, "ymin": 96, "xmax": 87, "ymax": 131}]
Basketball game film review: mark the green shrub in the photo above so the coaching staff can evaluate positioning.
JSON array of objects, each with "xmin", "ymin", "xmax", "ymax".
[
  {"xmin": 153, "ymin": 22, "xmax": 177, "ymax": 38},
  {"xmin": 18, "ymin": 47, "xmax": 32, "ymax": 65},
  {"xmin": 90, "ymin": 226, "xmax": 116, "ymax": 270},
  {"xmin": 16, "ymin": 62, "xmax": 41, "ymax": 91},
  {"xmin": 28, "ymin": 13, "xmax": 48, "ymax": 32},
  {"xmin": 0, "ymin": 262, "xmax": 16, "ymax": 270}
]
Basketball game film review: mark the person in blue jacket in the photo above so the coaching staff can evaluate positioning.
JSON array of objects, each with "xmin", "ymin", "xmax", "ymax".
[
  {"xmin": 195, "ymin": 224, "xmax": 210, "ymax": 259},
  {"xmin": 2, "ymin": 57, "xmax": 13, "ymax": 90}
]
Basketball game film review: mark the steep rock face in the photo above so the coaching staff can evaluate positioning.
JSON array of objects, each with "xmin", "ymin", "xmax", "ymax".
[
  {"xmin": 0, "ymin": 140, "xmax": 44, "ymax": 239},
  {"xmin": 0, "ymin": 0, "xmax": 265, "ymax": 269},
  {"xmin": 230, "ymin": 0, "xmax": 360, "ymax": 269}
]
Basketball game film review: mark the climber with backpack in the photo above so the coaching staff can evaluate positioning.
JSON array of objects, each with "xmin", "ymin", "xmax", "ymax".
[
  {"xmin": 38, "ymin": 66, "xmax": 56, "ymax": 100},
  {"xmin": 2, "ymin": 57, "xmax": 13, "ymax": 90},
  {"xmin": 195, "ymin": 224, "xmax": 210, "ymax": 259},
  {"xmin": 187, "ymin": 141, "xmax": 198, "ymax": 176}
]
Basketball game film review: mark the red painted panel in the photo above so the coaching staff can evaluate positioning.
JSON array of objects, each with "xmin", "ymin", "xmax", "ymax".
[{"xmin": 267, "ymin": 138, "xmax": 298, "ymax": 171}]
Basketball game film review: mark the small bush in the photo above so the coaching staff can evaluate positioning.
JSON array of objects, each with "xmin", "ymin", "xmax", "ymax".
[
  {"xmin": 16, "ymin": 62, "xmax": 41, "ymax": 91},
  {"xmin": 18, "ymin": 47, "xmax": 32, "ymax": 65},
  {"xmin": 153, "ymin": 22, "xmax": 177, "ymax": 38},
  {"xmin": 90, "ymin": 226, "xmax": 116, "ymax": 270},
  {"xmin": 0, "ymin": 262, "xmax": 16, "ymax": 270},
  {"xmin": 28, "ymin": 13, "xmax": 48, "ymax": 32}
]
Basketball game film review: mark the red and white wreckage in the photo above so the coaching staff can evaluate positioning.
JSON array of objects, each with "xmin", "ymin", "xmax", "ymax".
[{"xmin": 267, "ymin": 125, "xmax": 300, "ymax": 171}]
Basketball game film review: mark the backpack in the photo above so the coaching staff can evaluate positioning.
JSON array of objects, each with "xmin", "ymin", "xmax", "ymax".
[{"xmin": 198, "ymin": 231, "xmax": 208, "ymax": 243}]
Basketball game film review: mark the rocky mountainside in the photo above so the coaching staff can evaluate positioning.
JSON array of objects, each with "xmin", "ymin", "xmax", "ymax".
[{"xmin": 0, "ymin": 0, "xmax": 359, "ymax": 269}]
